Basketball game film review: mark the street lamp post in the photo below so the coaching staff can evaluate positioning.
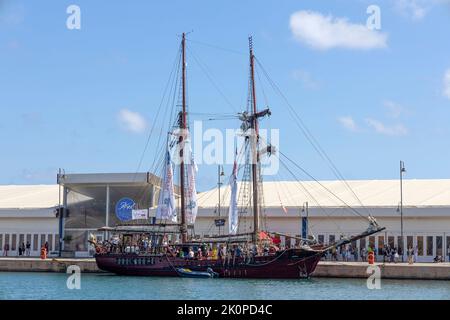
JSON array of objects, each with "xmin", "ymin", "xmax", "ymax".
[
  {"xmin": 400, "ymin": 160, "xmax": 406, "ymax": 262},
  {"xmin": 301, "ymin": 202, "xmax": 309, "ymax": 240}
]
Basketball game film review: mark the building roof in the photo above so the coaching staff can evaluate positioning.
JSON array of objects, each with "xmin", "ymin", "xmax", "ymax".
[
  {"xmin": 197, "ymin": 179, "xmax": 450, "ymax": 208},
  {"xmin": 1, "ymin": 179, "xmax": 449, "ymax": 211},
  {"xmin": 0, "ymin": 185, "xmax": 61, "ymax": 209}
]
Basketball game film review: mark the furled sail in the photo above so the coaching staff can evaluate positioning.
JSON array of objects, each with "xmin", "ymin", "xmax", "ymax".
[
  {"xmin": 156, "ymin": 151, "xmax": 177, "ymax": 223},
  {"xmin": 228, "ymin": 154, "xmax": 238, "ymax": 235},
  {"xmin": 185, "ymin": 146, "xmax": 198, "ymax": 224}
]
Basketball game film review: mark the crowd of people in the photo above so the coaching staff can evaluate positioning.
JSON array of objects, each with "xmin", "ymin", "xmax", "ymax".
[
  {"xmin": 96, "ymin": 233, "xmax": 290, "ymax": 261},
  {"xmin": 2, "ymin": 241, "xmax": 47, "ymax": 257}
]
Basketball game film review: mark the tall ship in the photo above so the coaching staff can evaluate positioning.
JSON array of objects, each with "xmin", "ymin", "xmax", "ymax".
[{"xmin": 91, "ymin": 33, "xmax": 385, "ymax": 278}]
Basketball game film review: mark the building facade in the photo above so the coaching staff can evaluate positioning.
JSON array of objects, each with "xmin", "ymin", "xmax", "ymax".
[{"xmin": 1, "ymin": 176, "xmax": 449, "ymax": 262}]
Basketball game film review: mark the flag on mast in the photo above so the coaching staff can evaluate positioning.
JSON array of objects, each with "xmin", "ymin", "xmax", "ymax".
[
  {"xmin": 229, "ymin": 151, "xmax": 238, "ymax": 235},
  {"xmin": 156, "ymin": 151, "xmax": 177, "ymax": 223}
]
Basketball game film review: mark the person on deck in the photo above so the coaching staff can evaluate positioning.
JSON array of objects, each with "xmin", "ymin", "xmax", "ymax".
[{"xmin": 188, "ymin": 247, "xmax": 195, "ymax": 259}]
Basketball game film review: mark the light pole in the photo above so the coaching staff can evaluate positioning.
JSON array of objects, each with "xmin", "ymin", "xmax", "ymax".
[
  {"xmin": 217, "ymin": 165, "xmax": 224, "ymax": 235},
  {"xmin": 301, "ymin": 202, "xmax": 309, "ymax": 239},
  {"xmin": 400, "ymin": 160, "xmax": 406, "ymax": 262}
]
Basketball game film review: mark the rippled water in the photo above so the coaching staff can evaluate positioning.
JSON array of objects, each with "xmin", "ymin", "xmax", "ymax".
[{"xmin": 0, "ymin": 272, "xmax": 449, "ymax": 300}]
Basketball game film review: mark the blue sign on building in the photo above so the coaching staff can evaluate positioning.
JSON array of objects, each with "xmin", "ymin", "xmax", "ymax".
[{"xmin": 115, "ymin": 198, "xmax": 135, "ymax": 222}]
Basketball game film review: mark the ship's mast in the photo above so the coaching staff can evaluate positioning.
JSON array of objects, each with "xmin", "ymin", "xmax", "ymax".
[
  {"xmin": 249, "ymin": 36, "xmax": 260, "ymax": 243},
  {"xmin": 180, "ymin": 32, "xmax": 187, "ymax": 243}
]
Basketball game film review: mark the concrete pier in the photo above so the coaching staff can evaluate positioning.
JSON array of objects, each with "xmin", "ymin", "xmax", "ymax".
[
  {"xmin": 315, "ymin": 261, "xmax": 450, "ymax": 280},
  {"xmin": 0, "ymin": 257, "xmax": 101, "ymax": 273},
  {"xmin": 0, "ymin": 258, "xmax": 449, "ymax": 280}
]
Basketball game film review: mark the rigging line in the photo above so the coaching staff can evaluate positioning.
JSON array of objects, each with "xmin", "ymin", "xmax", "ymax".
[
  {"xmin": 187, "ymin": 46, "xmax": 239, "ymax": 113},
  {"xmin": 255, "ymin": 65, "xmax": 269, "ymax": 108},
  {"xmin": 275, "ymin": 154, "xmax": 345, "ymax": 233},
  {"xmin": 254, "ymin": 57, "xmax": 372, "ymax": 217},
  {"xmin": 186, "ymin": 38, "xmax": 246, "ymax": 56},
  {"xmin": 150, "ymin": 50, "xmax": 183, "ymax": 174},
  {"xmin": 278, "ymin": 151, "xmax": 368, "ymax": 221},
  {"xmin": 132, "ymin": 44, "xmax": 181, "ymax": 182},
  {"xmin": 131, "ymin": 45, "xmax": 183, "ymax": 204}
]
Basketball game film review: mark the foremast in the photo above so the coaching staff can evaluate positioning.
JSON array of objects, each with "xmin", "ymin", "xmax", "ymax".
[
  {"xmin": 249, "ymin": 37, "xmax": 260, "ymax": 244},
  {"xmin": 179, "ymin": 32, "xmax": 188, "ymax": 243}
]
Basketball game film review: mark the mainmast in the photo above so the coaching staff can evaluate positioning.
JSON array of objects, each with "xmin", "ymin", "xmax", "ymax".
[
  {"xmin": 249, "ymin": 36, "xmax": 260, "ymax": 243},
  {"xmin": 179, "ymin": 32, "xmax": 188, "ymax": 243}
]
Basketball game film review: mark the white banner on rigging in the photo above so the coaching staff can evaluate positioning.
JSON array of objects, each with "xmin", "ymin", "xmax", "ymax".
[
  {"xmin": 185, "ymin": 135, "xmax": 198, "ymax": 225},
  {"xmin": 156, "ymin": 151, "xmax": 177, "ymax": 223},
  {"xmin": 229, "ymin": 155, "xmax": 238, "ymax": 235}
]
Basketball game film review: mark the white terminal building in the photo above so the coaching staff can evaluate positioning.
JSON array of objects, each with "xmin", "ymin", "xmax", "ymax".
[{"xmin": 0, "ymin": 173, "xmax": 449, "ymax": 262}]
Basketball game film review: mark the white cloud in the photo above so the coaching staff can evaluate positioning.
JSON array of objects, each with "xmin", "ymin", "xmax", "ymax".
[
  {"xmin": 117, "ymin": 109, "xmax": 147, "ymax": 133},
  {"xmin": 289, "ymin": 10, "xmax": 388, "ymax": 50},
  {"xmin": 365, "ymin": 118, "xmax": 408, "ymax": 136},
  {"xmin": 443, "ymin": 69, "xmax": 450, "ymax": 100},
  {"xmin": 392, "ymin": 0, "xmax": 450, "ymax": 20},
  {"xmin": 292, "ymin": 69, "xmax": 318, "ymax": 89},
  {"xmin": 338, "ymin": 116, "xmax": 358, "ymax": 132},
  {"xmin": 383, "ymin": 100, "xmax": 409, "ymax": 118},
  {"xmin": 394, "ymin": 0, "xmax": 428, "ymax": 20}
]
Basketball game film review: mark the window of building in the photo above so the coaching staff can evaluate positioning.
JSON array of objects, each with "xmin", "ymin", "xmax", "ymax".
[
  {"xmin": 108, "ymin": 185, "xmax": 153, "ymax": 227},
  {"xmin": 318, "ymin": 235, "xmax": 324, "ymax": 244},
  {"xmin": 417, "ymin": 236, "xmax": 424, "ymax": 256},
  {"xmin": 48, "ymin": 234, "xmax": 53, "ymax": 251},
  {"xmin": 11, "ymin": 234, "xmax": 17, "ymax": 251},
  {"xmin": 436, "ymin": 236, "xmax": 443, "ymax": 256},
  {"xmin": 5, "ymin": 234, "xmax": 10, "ymax": 248},
  {"xmin": 427, "ymin": 236, "xmax": 433, "ymax": 256},
  {"xmin": 40, "ymin": 234, "xmax": 46, "ymax": 247},
  {"xmin": 397, "ymin": 236, "xmax": 403, "ymax": 254},
  {"xmin": 19, "ymin": 234, "xmax": 24, "ymax": 248},
  {"xmin": 369, "ymin": 236, "xmax": 375, "ymax": 251},
  {"xmin": 55, "ymin": 234, "xmax": 60, "ymax": 251},
  {"xmin": 329, "ymin": 235, "xmax": 335, "ymax": 244},
  {"xmin": 388, "ymin": 236, "xmax": 394, "ymax": 248},
  {"xmin": 360, "ymin": 237, "xmax": 366, "ymax": 250},
  {"xmin": 377, "ymin": 236, "xmax": 384, "ymax": 255},
  {"xmin": 0, "ymin": 234, "xmax": 3, "ymax": 250},
  {"xmin": 65, "ymin": 185, "xmax": 107, "ymax": 229},
  {"xmin": 26, "ymin": 234, "xmax": 31, "ymax": 248},
  {"xmin": 447, "ymin": 237, "xmax": 450, "ymax": 258},
  {"xmin": 406, "ymin": 236, "xmax": 413, "ymax": 250},
  {"xmin": 33, "ymin": 234, "xmax": 38, "ymax": 251}
]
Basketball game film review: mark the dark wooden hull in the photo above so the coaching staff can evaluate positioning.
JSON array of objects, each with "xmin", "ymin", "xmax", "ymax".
[{"xmin": 94, "ymin": 248, "xmax": 323, "ymax": 279}]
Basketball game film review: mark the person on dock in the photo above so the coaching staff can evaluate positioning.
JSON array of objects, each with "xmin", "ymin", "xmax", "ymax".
[
  {"xmin": 3, "ymin": 243, "xmax": 9, "ymax": 256},
  {"xmin": 407, "ymin": 246, "xmax": 414, "ymax": 264},
  {"xmin": 360, "ymin": 247, "xmax": 367, "ymax": 262},
  {"xmin": 26, "ymin": 242, "xmax": 31, "ymax": 256}
]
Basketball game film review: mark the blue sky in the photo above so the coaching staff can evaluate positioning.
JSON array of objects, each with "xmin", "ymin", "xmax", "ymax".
[{"xmin": 1, "ymin": 0, "xmax": 450, "ymax": 191}]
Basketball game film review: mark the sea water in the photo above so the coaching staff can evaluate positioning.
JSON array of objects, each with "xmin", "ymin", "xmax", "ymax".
[{"xmin": 0, "ymin": 272, "xmax": 449, "ymax": 300}]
